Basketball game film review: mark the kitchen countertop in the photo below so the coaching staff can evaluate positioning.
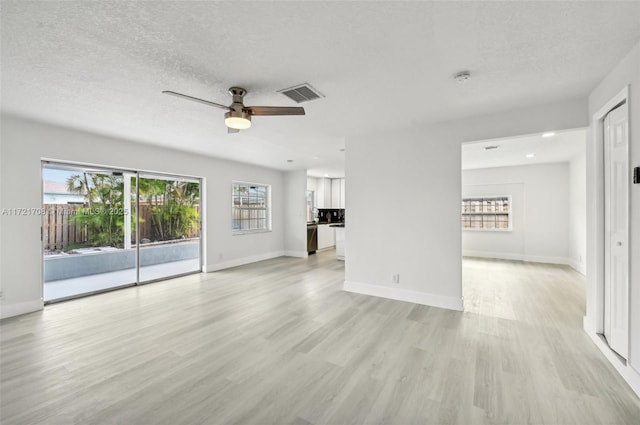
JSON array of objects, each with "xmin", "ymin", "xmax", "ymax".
[{"xmin": 307, "ymin": 222, "xmax": 344, "ymax": 226}]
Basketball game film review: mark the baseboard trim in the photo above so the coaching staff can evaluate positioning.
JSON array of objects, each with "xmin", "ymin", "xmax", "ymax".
[
  {"xmin": 583, "ymin": 317, "xmax": 640, "ymax": 398},
  {"xmin": 462, "ymin": 250, "xmax": 571, "ymax": 266},
  {"xmin": 568, "ymin": 259, "xmax": 586, "ymax": 275},
  {"xmin": 343, "ymin": 280, "xmax": 463, "ymax": 312},
  {"xmin": 317, "ymin": 246, "xmax": 335, "ymax": 252},
  {"xmin": 0, "ymin": 299, "xmax": 44, "ymax": 320},
  {"xmin": 283, "ymin": 250, "xmax": 308, "ymax": 258},
  {"xmin": 205, "ymin": 251, "xmax": 285, "ymax": 272}
]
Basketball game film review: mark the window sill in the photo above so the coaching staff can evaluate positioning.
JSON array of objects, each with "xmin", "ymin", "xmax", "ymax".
[
  {"xmin": 463, "ymin": 228, "xmax": 512, "ymax": 233},
  {"xmin": 232, "ymin": 229, "xmax": 272, "ymax": 236}
]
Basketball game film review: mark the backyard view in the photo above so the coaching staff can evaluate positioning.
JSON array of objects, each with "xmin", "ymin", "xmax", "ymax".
[{"xmin": 43, "ymin": 164, "xmax": 201, "ymax": 301}]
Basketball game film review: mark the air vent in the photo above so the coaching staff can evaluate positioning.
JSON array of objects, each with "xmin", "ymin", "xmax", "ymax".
[{"xmin": 278, "ymin": 83, "xmax": 324, "ymax": 103}]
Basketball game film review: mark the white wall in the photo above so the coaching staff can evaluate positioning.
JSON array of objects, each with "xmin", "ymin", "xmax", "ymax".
[
  {"xmin": 345, "ymin": 98, "xmax": 588, "ymax": 311},
  {"xmin": 569, "ymin": 151, "xmax": 587, "ymax": 274},
  {"xmin": 462, "ymin": 162, "xmax": 571, "ymax": 265},
  {"xmin": 0, "ymin": 114, "xmax": 304, "ymax": 318},
  {"xmin": 586, "ymin": 41, "xmax": 640, "ymax": 395},
  {"xmin": 284, "ymin": 170, "xmax": 308, "ymax": 257}
]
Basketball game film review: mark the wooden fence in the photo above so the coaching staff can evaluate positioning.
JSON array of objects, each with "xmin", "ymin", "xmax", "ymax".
[{"xmin": 43, "ymin": 204, "xmax": 200, "ymax": 251}]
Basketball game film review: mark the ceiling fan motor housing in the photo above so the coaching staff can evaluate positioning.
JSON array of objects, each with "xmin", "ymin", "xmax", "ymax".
[
  {"xmin": 229, "ymin": 87, "xmax": 247, "ymax": 104},
  {"xmin": 224, "ymin": 87, "xmax": 252, "ymax": 129}
]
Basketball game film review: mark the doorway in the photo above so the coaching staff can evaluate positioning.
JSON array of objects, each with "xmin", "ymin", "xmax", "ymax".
[
  {"xmin": 42, "ymin": 161, "xmax": 202, "ymax": 302},
  {"xmin": 460, "ymin": 129, "xmax": 588, "ymax": 317}
]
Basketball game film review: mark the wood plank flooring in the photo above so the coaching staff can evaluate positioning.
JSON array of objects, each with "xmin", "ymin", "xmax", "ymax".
[{"xmin": 1, "ymin": 252, "xmax": 639, "ymax": 424}]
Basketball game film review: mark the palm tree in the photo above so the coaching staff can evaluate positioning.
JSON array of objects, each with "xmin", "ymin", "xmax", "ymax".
[
  {"xmin": 66, "ymin": 173, "xmax": 94, "ymax": 207},
  {"xmin": 67, "ymin": 173, "xmax": 125, "ymax": 247},
  {"xmin": 138, "ymin": 178, "xmax": 200, "ymax": 242}
]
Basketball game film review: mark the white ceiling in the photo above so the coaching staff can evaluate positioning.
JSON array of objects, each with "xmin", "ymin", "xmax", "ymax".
[
  {"xmin": 462, "ymin": 128, "xmax": 587, "ymax": 170},
  {"xmin": 1, "ymin": 2, "xmax": 639, "ymax": 178}
]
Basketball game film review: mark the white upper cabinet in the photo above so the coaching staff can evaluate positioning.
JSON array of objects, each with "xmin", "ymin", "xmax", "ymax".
[
  {"xmin": 331, "ymin": 179, "xmax": 341, "ymax": 209},
  {"xmin": 315, "ymin": 178, "xmax": 332, "ymax": 208},
  {"xmin": 329, "ymin": 178, "xmax": 345, "ymax": 208},
  {"xmin": 310, "ymin": 177, "xmax": 344, "ymax": 209}
]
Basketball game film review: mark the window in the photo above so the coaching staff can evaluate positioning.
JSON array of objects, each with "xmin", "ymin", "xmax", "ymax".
[
  {"xmin": 461, "ymin": 196, "xmax": 511, "ymax": 230},
  {"xmin": 232, "ymin": 182, "xmax": 271, "ymax": 233},
  {"xmin": 306, "ymin": 190, "xmax": 315, "ymax": 222}
]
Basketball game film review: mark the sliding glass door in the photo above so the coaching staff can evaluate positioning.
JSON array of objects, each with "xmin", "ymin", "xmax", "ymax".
[
  {"xmin": 42, "ymin": 163, "xmax": 136, "ymax": 301},
  {"xmin": 137, "ymin": 173, "xmax": 201, "ymax": 283},
  {"xmin": 42, "ymin": 162, "xmax": 201, "ymax": 302}
]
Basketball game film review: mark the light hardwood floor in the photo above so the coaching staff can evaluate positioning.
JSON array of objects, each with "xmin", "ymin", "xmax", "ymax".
[{"xmin": 1, "ymin": 252, "xmax": 639, "ymax": 424}]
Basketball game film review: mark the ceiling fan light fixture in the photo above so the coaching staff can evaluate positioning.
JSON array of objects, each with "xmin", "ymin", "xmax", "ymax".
[
  {"xmin": 164, "ymin": 86, "xmax": 304, "ymax": 132},
  {"xmin": 224, "ymin": 110, "xmax": 252, "ymax": 130}
]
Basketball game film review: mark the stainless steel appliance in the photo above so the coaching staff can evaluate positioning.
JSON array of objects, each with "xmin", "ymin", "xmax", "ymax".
[{"xmin": 307, "ymin": 224, "xmax": 317, "ymax": 254}]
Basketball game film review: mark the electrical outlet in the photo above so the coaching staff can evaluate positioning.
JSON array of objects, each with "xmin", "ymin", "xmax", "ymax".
[{"xmin": 392, "ymin": 274, "xmax": 400, "ymax": 284}]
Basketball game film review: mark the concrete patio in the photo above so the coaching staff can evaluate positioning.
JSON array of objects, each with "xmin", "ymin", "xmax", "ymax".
[{"xmin": 44, "ymin": 258, "xmax": 201, "ymax": 301}]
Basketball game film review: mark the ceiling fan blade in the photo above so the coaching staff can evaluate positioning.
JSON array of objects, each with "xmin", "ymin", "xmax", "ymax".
[
  {"xmin": 227, "ymin": 127, "xmax": 240, "ymax": 134},
  {"xmin": 162, "ymin": 91, "xmax": 230, "ymax": 110},
  {"xmin": 247, "ymin": 106, "xmax": 305, "ymax": 116}
]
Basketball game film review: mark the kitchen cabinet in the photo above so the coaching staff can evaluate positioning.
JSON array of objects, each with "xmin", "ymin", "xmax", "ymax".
[
  {"xmin": 330, "ymin": 178, "xmax": 346, "ymax": 208},
  {"xmin": 317, "ymin": 224, "xmax": 335, "ymax": 250},
  {"xmin": 331, "ymin": 179, "xmax": 341, "ymax": 209},
  {"xmin": 335, "ymin": 226, "xmax": 345, "ymax": 260},
  {"xmin": 316, "ymin": 178, "xmax": 332, "ymax": 209},
  {"xmin": 312, "ymin": 177, "xmax": 344, "ymax": 209}
]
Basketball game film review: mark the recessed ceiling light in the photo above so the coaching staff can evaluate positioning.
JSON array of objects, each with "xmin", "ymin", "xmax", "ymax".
[
  {"xmin": 484, "ymin": 145, "xmax": 500, "ymax": 150},
  {"xmin": 526, "ymin": 153, "xmax": 536, "ymax": 158},
  {"xmin": 542, "ymin": 132, "xmax": 555, "ymax": 138}
]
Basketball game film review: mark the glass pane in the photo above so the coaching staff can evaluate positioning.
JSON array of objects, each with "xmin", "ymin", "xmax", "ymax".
[
  {"xmin": 43, "ymin": 164, "xmax": 136, "ymax": 301},
  {"xmin": 138, "ymin": 174, "xmax": 201, "ymax": 282},
  {"xmin": 232, "ymin": 183, "xmax": 269, "ymax": 232}
]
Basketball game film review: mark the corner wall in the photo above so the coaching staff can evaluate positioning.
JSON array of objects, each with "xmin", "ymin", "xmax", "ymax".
[
  {"xmin": 0, "ymin": 115, "xmax": 292, "ymax": 318},
  {"xmin": 569, "ymin": 151, "xmax": 587, "ymax": 274},
  {"xmin": 284, "ymin": 170, "xmax": 308, "ymax": 257}
]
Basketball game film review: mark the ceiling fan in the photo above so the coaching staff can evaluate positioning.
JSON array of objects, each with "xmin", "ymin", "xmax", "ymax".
[{"xmin": 162, "ymin": 87, "xmax": 305, "ymax": 133}]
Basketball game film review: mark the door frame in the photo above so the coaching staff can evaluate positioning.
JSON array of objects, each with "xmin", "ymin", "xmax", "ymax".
[{"xmin": 590, "ymin": 86, "xmax": 630, "ymax": 347}]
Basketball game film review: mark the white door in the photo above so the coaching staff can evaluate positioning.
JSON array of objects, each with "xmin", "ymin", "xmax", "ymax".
[{"xmin": 603, "ymin": 102, "xmax": 629, "ymax": 359}]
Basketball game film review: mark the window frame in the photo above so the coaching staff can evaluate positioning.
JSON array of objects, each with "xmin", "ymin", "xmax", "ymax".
[
  {"xmin": 461, "ymin": 195, "xmax": 512, "ymax": 232},
  {"xmin": 231, "ymin": 181, "xmax": 272, "ymax": 235},
  {"xmin": 306, "ymin": 190, "xmax": 315, "ymax": 223}
]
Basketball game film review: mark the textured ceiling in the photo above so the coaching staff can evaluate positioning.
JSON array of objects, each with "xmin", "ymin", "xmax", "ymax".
[{"xmin": 1, "ymin": 1, "xmax": 639, "ymax": 177}]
